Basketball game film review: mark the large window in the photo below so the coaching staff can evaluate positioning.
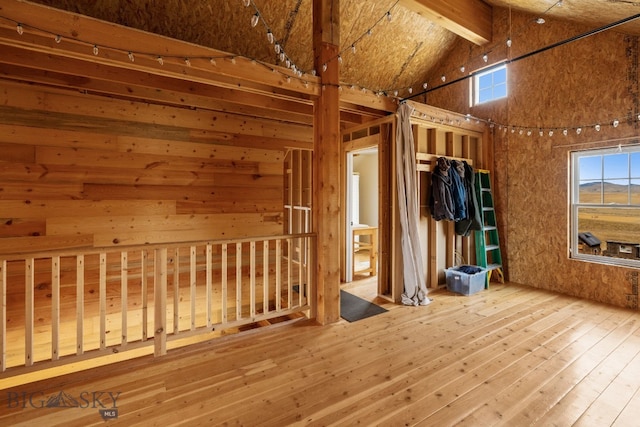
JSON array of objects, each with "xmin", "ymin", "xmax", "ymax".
[
  {"xmin": 472, "ymin": 65, "xmax": 507, "ymax": 105},
  {"xmin": 571, "ymin": 146, "xmax": 640, "ymax": 267}
]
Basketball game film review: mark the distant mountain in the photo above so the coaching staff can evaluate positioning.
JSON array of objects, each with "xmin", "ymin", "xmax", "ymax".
[{"xmin": 580, "ymin": 182, "xmax": 640, "ymax": 193}]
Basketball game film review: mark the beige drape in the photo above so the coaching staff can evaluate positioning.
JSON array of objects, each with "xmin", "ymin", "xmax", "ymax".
[{"xmin": 396, "ymin": 103, "xmax": 431, "ymax": 306}]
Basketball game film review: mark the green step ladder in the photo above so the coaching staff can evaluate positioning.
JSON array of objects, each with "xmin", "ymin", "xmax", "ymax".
[{"xmin": 474, "ymin": 170, "xmax": 504, "ymax": 287}]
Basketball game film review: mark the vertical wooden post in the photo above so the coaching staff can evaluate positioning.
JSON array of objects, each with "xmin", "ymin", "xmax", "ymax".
[
  {"xmin": 313, "ymin": 0, "xmax": 341, "ymax": 324},
  {"xmin": 25, "ymin": 258, "xmax": 34, "ymax": 366},
  {"xmin": 154, "ymin": 248, "xmax": 167, "ymax": 357},
  {"xmin": 206, "ymin": 244, "xmax": 212, "ymax": 326},
  {"xmin": 120, "ymin": 252, "xmax": 127, "ymax": 346},
  {"xmin": 190, "ymin": 246, "xmax": 196, "ymax": 330},
  {"xmin": 141, "ymin": 250, "xmax": 148, "ymax": 341},
  {"xmin": 173, "ymin": 248, "xmax": 180, "ymax": 335},
  {"xmin": 221, "ymin": 243, "xmax": 228, "ymax": 324},
  {"xmin": 51, "ymin": 256, "xmax": 60, "ymax": 360},
  {"xmin": 76, "ymin": 255, "xmax": 84, "ymax": 355},
  {"xmin": 99, "ymin": 253, "xmax": 106, "ymax": 350}
]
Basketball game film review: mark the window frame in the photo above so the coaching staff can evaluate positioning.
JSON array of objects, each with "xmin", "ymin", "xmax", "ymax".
[
  {"xmin": 570, "ymin": 145, "xmax": 640, "ymax": 268},
  {"xmin": 471, "ymin": 64, "xmax": 508, "ymax": 106}
]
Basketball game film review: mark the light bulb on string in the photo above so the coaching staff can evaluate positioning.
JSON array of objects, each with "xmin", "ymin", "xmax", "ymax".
[
  {"xmin": 539, "ymin": 129, "xmax": 544, "ymax": 137},
  {"xmin": 595, "ymin": 124, "xmax": 601, "ymax": 131},
  {"xmin": 93, "ymin": 45, "xmax": 99, "ymax": 55},
  {"xmin": 351, "ymin": 44, "xmax": 356, "ymax": 54},
  {"xmin": 337, "ymin": 55, "xmax": 343, "ymax": 64},
  {"xmin": 549, "ymin": 130, "xmax": 554, "ymax": 136},
  {"xmin": 242, "ymin": 0, "xmax": 250, "ymax": 7},
  {"xmin": 576, "ymin": 127, "xmax": 582, "ymax": 135},
  {"xmin": 386, "ymin": 11, "xmax": 392, "ymax": 22},
  {"xmin": 210, "ymin": 58, "xmax": 217, "ymax": 65},
  {"xmin": 460, "ymin": 66, "xmax": 465, "ymax": 73},
  {"xmin": 408, "ymin": 87, "xmax": 413, "ymax": 94},
  {"xmin": 128, "ymin": 51, "xmax": 135, "ymax": 62},
  {"xmin": 285, "ymin": 59, "xmax": 291, "ymax": 68},
  {"xmin": 527, "ymin": 130, "xmax": 532, "ymax": 136},
  {"xmin": 55, "ymin": 35, "xmax": 62, "ymax": 43},
  {"xmin": 441, "ymin": 75, "xmax": 446, "ymax": 82},
  {"xmin": 251, "ymin": 13, "xmax": 260, "ymax": 28},
  {"xmin": 274, "ymin": 43, "xmax": 281, "ymax": 54},
  {"xmin": 367, "ymin": 29, "xmax": 372, "ymax": 36},
  {"xmin": 613, "ymin": 119, "xmax": 620, "ymax": 127},
  {"xmin": 157, "ymin": 56, "xmax": 164, "ymax": 65},
  {"xmin": 423, "ymin": 82, "xmax": 428, "ymax": 89},
  {"xmin": 506, "ymin": 38, "xmax": 512, "ymax": 48},
  {"xmin": 394, "ymin": 90, "xmax": 399, "ymax": 97},
  {"xmin": 279, "ymin": 52, "xmax": 285, "ymax": 62},
  {"xmin": 482, "ymin": 54, "xmax": 488, "ymax": 62},
  {"xmin": 563, "ymin": 129, "xmax": 568, "ymax": 136},
  {"xmin": 184, "ymin": 58, "xmax": 191, "ymax": 67},
  {"xmin": 16, "ymin": 23, "xmax": 23, "ymax": 35},
  {"xmin": 322, "ymin": 63, "xmax": 327, "ymax": 72},
  {"xmin": 231, "ymin": 57, "xmax": 236, "ymax": 64},
  {"xmin": 266, "ymin": 31, "xmax": 274, "ymax": 44}
]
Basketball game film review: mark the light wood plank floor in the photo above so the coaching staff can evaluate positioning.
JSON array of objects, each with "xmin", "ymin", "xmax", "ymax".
[{"xmin": 2, "ymin": 282, "xmax": 640, "ymax": 426}]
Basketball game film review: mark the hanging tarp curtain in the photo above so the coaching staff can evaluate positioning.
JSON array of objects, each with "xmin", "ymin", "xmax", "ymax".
[{"xmin": 395, "ymin": 103, "xmax": 430, "ymax": 306}]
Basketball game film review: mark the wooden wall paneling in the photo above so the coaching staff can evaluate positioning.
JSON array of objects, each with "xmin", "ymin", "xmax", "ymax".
[
  {"xmin": 0, "ymin": 83, "xmax": 312, "ymax": 145},
  {"xmin": 0, "ymin": 58, "xmax": 314, "ymax": 126},
  {"xmin": 0, "ymin": 200, "xmax": 177, "ymax": 220}
]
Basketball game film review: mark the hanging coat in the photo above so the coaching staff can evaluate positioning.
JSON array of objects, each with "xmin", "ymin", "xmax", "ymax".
[
  {"xmin": 428, "ymin": 157, "xmax": 455, "ymax": 221},
  {"xmin": 455, "ymin": 161, "xmax": 482, "ymax": 236}
]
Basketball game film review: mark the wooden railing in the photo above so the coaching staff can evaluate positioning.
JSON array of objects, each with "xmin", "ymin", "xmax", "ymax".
[{"xmin": 0, "ymin": 234, "xmax": 315, "ymax": 376}]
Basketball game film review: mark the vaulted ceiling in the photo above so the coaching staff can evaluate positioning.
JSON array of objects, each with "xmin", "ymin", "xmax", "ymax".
[{"xmin": 20, "ymin": 0, "xmax": 640, "ymax": 98}]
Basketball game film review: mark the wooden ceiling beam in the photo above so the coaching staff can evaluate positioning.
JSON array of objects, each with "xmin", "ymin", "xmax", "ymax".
[{"xmin": 399, "ymin": 0, "xmax": 492, "ymax": 45}]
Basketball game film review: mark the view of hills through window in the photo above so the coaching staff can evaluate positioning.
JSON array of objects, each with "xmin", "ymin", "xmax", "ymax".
[{"xmin": 575, "ymin": 149, "xmax": 640, "ymax": 262}]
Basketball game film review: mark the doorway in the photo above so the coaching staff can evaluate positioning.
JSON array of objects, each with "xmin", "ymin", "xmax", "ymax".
[{"xmin": 345, "ymin": 147, "xmax": 379, "ymax": 284}]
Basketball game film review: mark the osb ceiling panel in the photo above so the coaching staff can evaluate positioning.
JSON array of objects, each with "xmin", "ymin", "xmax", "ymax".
[{"xmin": 24, "ymin": 0, "xmax": 640, "ymax": 95}]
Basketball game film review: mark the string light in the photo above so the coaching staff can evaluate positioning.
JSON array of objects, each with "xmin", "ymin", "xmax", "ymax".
[
  {"xmin": 242, "ymin": 0, "xmax": 250, "ymax": 6},
  {"xmin": 266, "ymin": 30, "xmax": 274, "ymax": 44},
  {"xmin": 16, "ymin": 23, "xmax": 23, "ymax": 35},
  {"xmin": 93, "ymin": 45, "xmax": 99, "ymax": 55},
  {"xmin": 128, "ymin": 51, "xmax": 135, "ymax": 62},
  {"xmin": 157, "ymin": 56, "xmax": 164, "ymax": 65},
  {"xmin": 54, "ymin": 34, "xmax": 61, "ymax": 43},
  {"xmin": 184, "ymin": 58, "xmax": 191, "ymax": 67},
  {"xmin": 251, "ymin": 12, "xmax": 259, "ymax": 28}
]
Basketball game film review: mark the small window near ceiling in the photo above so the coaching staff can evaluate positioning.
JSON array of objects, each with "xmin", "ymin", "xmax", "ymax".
[
  {"xmin": 570, "ymin": 145, "xmax": 640, "ymax": 268},
  {"xmin": 472, "ymin": 65, "xmax": 507, "ymax": 105}
]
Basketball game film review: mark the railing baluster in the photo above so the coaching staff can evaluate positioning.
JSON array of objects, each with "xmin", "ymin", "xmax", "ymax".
[
  {"xmin": 298, "ymin": 237, "xmax": 303, "ymax": 307},
  {"xmin": 236, "ymin": 242, "xmax": 242, "ymax": 320},
  {"xmin": 263, "ymin": 240, "xmax": 269, "ymax": 315},
  {"xmin": 174, "ymin": 248, "xmax": 180, "ymax": 335},
  {"xmin": 0, "ymin": 259, "xmax": 6, "ymax": 371},
  {"xmin": 250, "ymin": 241, "xmax": 256, "ymax": 318},
  {"xmin": 76, "ymin": 255, "xmax": 84, "ymax": 355},
  {"xmin": 51, "ymin": 256, "xmax": 60, "ymax": 360},
  {"xmin": 141, "ymin": 250, "xmax": 148, "ymax": 341},
  {"xmin": 121, "ymin": 252, "xmax": 127, "ymax": 346},
  {"xmin": 154, "ymin": 248, "xmax": 167, "ymax": 357},
  {"xmin": 25, "ymin": 258, "xmax": 34, "ymax": 366},
  {"xmin": 206, "ymin": 244, "xmax": 212, "ymax": 327},
  {"xmin": 287, "ymin": 238, "xmax": 292, "ymax": 309},
  {"xmin": 276, "ymin": 240, "xmax": 282, "ymax": 312},
  {"xmin": 99, "ymin": 253, "xmax": 106, "ymax": 350},
  {"xmin": 190, "ymin": 246, "xmax": 196, "ymax": 331},
  {"xmin": 221, "ymin": 243, "xmax": 227, "ymax": 324}
]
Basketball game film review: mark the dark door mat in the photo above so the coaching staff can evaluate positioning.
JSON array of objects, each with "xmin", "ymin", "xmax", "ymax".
[{"xmin": 340, "ymin": 290, "xmax": 388, "ymax": 322}]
